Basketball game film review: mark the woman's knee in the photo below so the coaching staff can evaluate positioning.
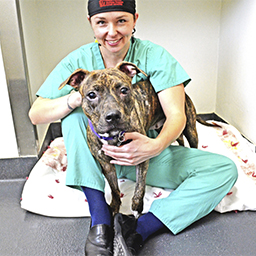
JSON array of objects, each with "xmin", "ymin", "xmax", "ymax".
[
  {"xmin": 217, "ymin": 154, "xmax": 238, "ymax": 184},
  {"xmin": 226, "ymin": 157, "xmax": 238, "ymax": 183}
]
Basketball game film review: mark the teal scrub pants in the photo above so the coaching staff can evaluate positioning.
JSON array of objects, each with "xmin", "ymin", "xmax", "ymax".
[{"xmin": 62, "ymin": 107, "xmax": 238, "ymax": 235}]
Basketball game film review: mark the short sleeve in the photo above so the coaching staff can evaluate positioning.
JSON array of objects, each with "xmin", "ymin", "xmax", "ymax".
[
  {"xmin": 146, "ymin": 44, "xmax": 191, "ymax": 92},
  {"xmin": 126, "ymin": 38, "xmax": 191, "ymax": 93}
]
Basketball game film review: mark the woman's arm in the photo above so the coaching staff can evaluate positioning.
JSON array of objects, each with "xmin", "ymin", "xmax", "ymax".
[
  {"xmin": 28, "ymin": 91, "xmax": 82, "ymax": 125},
  {"xmin": 101, "ymin": 84, "xmax": 186, "ymax": 166},
  {"xmin": 153, "ymin": 83, "xmax": 186, "ymax": 152}
]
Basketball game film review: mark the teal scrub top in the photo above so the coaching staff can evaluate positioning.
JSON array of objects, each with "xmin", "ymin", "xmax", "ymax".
[{"xmin": 36, "ymin": 37, "xmax": 191, "ymax": 99}]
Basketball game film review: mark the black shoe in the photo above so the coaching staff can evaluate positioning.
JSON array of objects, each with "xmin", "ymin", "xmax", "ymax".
[
  {"xmin": 85, "ymin": 224, "xmax": 113, "ymax": 256},
  {"xmin": 113, "ymin": 213, "xmax": 143, "ymax": 256}
]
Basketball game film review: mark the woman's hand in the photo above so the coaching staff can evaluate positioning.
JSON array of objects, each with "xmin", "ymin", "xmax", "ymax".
[
  {"xmin": 101, "ymin": 132, "xmax": 161, "ymax": 166},
  {"xmin": 68, "ymin": 90, "xmax": 83, "ymax": 109}
]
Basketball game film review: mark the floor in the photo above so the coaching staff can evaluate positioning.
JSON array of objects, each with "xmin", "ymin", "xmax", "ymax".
[
  {"xmin": 0, "ymin": 178, "xmax": 255, "ymax": 256},
  {"xmin": 1, "ymin": 115, "xmax": 255, "ymax": 256}
]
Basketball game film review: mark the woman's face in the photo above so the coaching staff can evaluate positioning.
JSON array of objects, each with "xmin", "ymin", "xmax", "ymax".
[{"xmin": 89, "ymin": 11, "xmax": 138, "ymax": 56}]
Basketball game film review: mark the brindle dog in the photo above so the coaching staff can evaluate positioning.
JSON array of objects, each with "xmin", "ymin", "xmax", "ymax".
[{"xmin": 59, "ymin": 61, "xmax": 218, "ymax": 216}]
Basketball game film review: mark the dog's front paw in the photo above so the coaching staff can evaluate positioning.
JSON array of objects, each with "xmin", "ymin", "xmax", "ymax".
[
  {"xmin": 131, "ymin": 196, "xmax": 143, "ymax": 215},
  {"xmin": 131, "ymin": 210, "xmax": 140, "ymax": 219},
  {"xmin": 110, "ymin": 204, "xmax": 119, "ymax": 215}
]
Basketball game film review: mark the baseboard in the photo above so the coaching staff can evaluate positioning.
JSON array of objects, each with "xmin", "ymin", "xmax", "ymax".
[
  {"xmin": 0, "ymin": 156, "xmax": 38, "ymax": 180},
  {"xmin": 0, "ymin": 123, "xmax": 61, "ymax": 180},
  {"xmin": 197, "ymin": 113, "xmax": 227, "ymax": 123}
]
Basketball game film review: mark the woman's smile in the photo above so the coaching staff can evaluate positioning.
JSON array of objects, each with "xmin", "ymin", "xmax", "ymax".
[{"xmin": 106, "ymin": 37, "xmax": 123, "ymax": 46}]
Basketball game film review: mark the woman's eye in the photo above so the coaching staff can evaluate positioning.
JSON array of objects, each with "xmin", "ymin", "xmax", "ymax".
[
  {"xmin": 118, "ymin": 19, "xmax": 126, "ymax": 24},
  {"xmin": 97, "ymin": 20, "xmax": 105, "ymax": 25},
  {"xmin": 120, "ymin": 87, "xmax": 129, "ymax": 95},
  {"xmin": 87, "ymin": 92, "xmax": 97, "ymax": 99}
]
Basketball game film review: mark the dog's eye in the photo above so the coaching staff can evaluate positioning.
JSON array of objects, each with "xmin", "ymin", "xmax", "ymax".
[
  {"xmin": 120, "ymin": 87, "xmax": 129, "ymax": 95},
  {"xmin": 87, "ymin": 92, "xmax": 97, "ymax": 99}
]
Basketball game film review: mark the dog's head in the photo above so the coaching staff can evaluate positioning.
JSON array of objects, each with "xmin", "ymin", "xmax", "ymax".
[{"xmin": 59, "ymin": 61, "xmax": 147, "ymax": 145}]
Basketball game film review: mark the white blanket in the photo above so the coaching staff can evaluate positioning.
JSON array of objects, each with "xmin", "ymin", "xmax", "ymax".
[{"xmin": 21, "ymin": 121, "xmax": 256, "ymax": 217}]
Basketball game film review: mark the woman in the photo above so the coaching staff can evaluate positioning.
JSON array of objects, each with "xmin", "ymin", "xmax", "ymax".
[{"xmin": 29, "ymin": 1, "xmax": 238, "ymax": 255}]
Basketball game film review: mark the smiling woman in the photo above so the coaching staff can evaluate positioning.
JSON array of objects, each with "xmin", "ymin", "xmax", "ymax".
[
  {"xmin": 89, "ymin": 12, "xmax": 138, "ymax": 67},
  {"xmin": 87, "ymin": 0, "xmax": 138, "ymax": 68},
  {"xmin": 27, "ymin": 1, "xmax": 238, "ymax": 256}
]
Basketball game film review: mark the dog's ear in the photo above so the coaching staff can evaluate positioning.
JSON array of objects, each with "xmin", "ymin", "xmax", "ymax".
[
  {"xmin": 115, "ymin": 61, "xmax": 148, "ymax": 78},
  {"xmin": 59, "ymin": 69, "xmax": 90, "ymax": 90}
]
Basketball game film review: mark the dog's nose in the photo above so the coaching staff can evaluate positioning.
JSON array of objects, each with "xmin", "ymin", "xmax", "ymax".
[{"xmin": 105, "ymin": 110, "xmax": 121, "ymax": 123}]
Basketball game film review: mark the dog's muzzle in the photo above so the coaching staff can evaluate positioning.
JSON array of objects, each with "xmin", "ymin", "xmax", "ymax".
[{"xmin": 88, "ymin": 119, "xmax": 125, "ymax": 146}]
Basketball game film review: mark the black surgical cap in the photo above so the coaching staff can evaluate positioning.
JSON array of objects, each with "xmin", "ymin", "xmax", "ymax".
[{"xmin": 88, "ymin": 0, "xmax": 136, "ymax": 17}]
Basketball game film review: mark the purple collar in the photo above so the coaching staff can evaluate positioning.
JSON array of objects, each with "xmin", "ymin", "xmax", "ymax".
[{"xmin": 88, "ymin": 119, "xmax": 125, "ymax": 145}]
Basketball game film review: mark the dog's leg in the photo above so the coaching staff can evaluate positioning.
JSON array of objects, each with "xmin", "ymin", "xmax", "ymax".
[
  {"xmin": 183, "ymin": 126, "xmax": 198, "ymax": 148},
  {"xmin": 183, "ymin": 94, "xmax": 199, "ymax": 148},
  {"xmin": 176, "ymin": 134, "xmax": 185, "ymax": 146},
  {"xmin": 131, "ymin": 160, "xmax": 149, "ymax": 218},
  {"xmin": 101, "ymin": 162, "xmax": 121, "ymax": 214}
]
